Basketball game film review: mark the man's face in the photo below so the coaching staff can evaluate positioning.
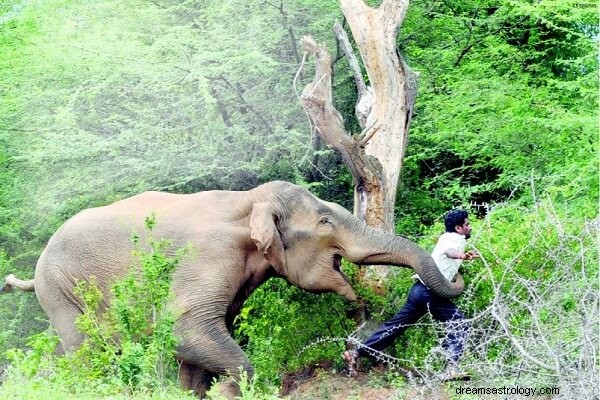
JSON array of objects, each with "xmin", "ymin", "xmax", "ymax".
[{"xmin": 455, "ymin": 218, "xmax": 471, "ymax": 239}]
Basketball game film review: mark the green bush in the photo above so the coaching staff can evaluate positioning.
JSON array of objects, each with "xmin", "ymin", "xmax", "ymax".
[
  {"xmin": 1, "ymin": 216, "xmax": 190, "ymax": 397},
  {"xmin": 206, "ymin": 367, "xmax": 281, "ymax": 400},
  {"xmin": 234, "ymin": 274, "xmax": 357, "ymax": 388}
]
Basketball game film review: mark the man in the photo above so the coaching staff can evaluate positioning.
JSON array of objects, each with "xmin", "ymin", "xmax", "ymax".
[{"xmin": 343, "ymin": 209, "xmax": 478, "ymax": 379}]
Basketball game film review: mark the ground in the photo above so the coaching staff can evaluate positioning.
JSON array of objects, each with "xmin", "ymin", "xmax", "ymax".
[
  {"xmin": 279, "ymin": 363, "xmax": 556, "ymax": 400},
  {"xmin": 281, "ymin": 362, "xmax": 454, "ymax": 400}
]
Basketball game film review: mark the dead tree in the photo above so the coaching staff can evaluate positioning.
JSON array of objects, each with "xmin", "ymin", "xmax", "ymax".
[{"xmin": 299, "ymin": 0, "xmax": 418, "ymax": 279}]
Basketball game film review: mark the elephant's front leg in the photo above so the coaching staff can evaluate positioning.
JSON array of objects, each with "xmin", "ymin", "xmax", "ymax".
[
  {"xmin": 178, "ymin": 361, "xmax": 216, "ymax": 398},
  {"xmin": 176, "ymin": 321, "xmax": 254, "ymax": 399}
]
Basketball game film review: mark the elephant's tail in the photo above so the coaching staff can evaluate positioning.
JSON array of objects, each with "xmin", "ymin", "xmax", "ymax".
[{"xmin": 0, "ymin": 274, "xmax": 35, "ymax": 294}]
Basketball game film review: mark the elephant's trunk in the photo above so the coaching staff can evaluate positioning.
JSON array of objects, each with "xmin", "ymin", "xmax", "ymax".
[{"xmin": 341, "ymin": 221, "xmax": 464, "ymax": 298}]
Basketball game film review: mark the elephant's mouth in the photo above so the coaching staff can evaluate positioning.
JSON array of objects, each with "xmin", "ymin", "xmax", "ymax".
[{"xmin": 332, "ymin": 254, "xmax": 350, "ymax": 283}]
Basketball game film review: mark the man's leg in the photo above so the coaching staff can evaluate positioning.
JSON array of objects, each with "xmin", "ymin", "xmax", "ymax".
[
  {"xmin": 428, "ymin": 296, "xmax": 469, "ymax": 366},
  {"xmin": 356, "ymin": 283, "xmax": 428, "ymax": 359}
]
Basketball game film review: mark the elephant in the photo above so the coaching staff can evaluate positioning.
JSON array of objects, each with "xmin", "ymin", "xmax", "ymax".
[{"xmin": 2, "ymin": 181, "xmax": 463, "ymax": 397}]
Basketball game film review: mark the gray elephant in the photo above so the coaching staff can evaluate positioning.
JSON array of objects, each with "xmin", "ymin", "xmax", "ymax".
[{"xmin": 2, "ymin": 181, "xmax": 463, "ymax": 397}]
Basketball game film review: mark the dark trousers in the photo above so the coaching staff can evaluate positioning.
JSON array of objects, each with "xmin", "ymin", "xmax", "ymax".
[{"xmin": 357, "ymin": 282, "xmax": 469, "ymax": 365}]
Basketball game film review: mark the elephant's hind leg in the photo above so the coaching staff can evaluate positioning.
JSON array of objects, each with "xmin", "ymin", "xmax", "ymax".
[
  {"xmin": 48, "ymin": 306, "xmax": 85, "ymax": 355},
  {"xmin": 35, "ymin": 273, "xmax": 85, "ymax": 355}
]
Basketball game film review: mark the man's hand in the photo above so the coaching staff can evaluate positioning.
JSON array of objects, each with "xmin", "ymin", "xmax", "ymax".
[
  {"xmin": 462, "ymin": 250, "xmax": 479, "ymax": 260},
  {"xmin": 445, "ymin": 249, "xmax": 480, "ymax": 260}
]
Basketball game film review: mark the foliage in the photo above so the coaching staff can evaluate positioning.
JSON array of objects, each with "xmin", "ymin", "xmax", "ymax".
[
  {"xmin": 0, "ymin": 376, "xmax": 192, "ymax": 400},
  {"xmin": 234, "ymin": 276, "xmax": 356, "ymax": 389},
  {"xmin": 206, "ymin": 368, "xmax": 281, "ymax": 400},
  {"xmin": 4, "ymin": 330, "xmax": 60, "ymax": 379},
  {"xmin": 0, "ymin": 0, "xmax": 597, "ymax": 398},
  {"xmin": 0, "ymin": 251, "xmax": 46, "ymax": 363},
  {"xmin": 0, "ymin": 216, "xmax": 188, "ymax": 396},
  {"xmin": 395, "ymin": 0, "xmax": 597, "ymax": 233}
]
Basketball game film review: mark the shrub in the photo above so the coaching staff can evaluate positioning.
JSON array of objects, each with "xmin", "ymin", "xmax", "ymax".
[
  {"xmin": 368, "ymin": 196, "xmax": 598, "ymax": 399},
  {"xmin": 234, "ymin": 275, "xmax": 357, "ymax": 388},
  {"xmin": 1, "ymin": 215, "xmax": 190, "ymax": 397},
  {"xmin": 206, "ymin": 367, "xmax": 281, "ymax": 400}
]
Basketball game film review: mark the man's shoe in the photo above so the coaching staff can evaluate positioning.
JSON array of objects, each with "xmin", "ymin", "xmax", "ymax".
[{"xmin": 342, "ymin": 350, "xmax": 359, "ymax": 377}]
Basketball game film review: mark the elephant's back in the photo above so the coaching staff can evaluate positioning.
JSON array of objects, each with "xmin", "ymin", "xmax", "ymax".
[
  {"xmin": 94, "ymin": 190, "xmax": 246, "ymax": 222},
  {"xmin": 33, "ymin": 189, "xmax": 250, "ymax": 310},
  {"xmin": 33, "ymin": 193, "xmax": 180, "ymax": 297},
  {"xmin": 34, "ymin": 210, "xmax": 138, "ymax": 298}
]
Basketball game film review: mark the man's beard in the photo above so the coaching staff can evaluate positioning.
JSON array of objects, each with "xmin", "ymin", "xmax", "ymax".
[{"xmin": 465, "ymin": 232, "xmax": 471, "ymax": 239}]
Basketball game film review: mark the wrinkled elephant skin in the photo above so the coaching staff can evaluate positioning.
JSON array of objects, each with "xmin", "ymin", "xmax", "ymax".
[{"xmin": 2, "ymin": 181, "xmax": 463, "ymax": 398}]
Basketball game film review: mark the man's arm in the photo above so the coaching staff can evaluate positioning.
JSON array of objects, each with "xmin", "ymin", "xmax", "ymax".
[{"xmin": 444, "ymin": 249, "xmax": 480, "ymax": 260}]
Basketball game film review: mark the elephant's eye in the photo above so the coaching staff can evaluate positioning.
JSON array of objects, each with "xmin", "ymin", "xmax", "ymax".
[
  {"xmin": 318, "ymin": 216, "xmax": 333, "ymax": 227},
  {"xmin": 317, "ymin": 216, "xmax": 334, "ymax": 235}
]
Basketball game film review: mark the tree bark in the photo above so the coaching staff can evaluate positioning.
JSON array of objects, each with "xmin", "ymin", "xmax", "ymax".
[{"xmin": 299, "ymin": 0, "xmax": 418, "ymax": 280}]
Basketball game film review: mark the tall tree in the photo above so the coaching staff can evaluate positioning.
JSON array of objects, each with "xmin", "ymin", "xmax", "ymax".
[{"xmin": 300, "ymin": 0, "xmax": 417, "ymax": 279}]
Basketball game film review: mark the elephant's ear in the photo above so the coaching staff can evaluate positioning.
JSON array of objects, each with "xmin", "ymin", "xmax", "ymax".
[{"xmin": 249, "ymin": 202, "xmax": 287, "ymax": 276}]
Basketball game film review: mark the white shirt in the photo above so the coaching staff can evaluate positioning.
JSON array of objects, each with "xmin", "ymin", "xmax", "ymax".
[
  {"xmin": 413, "ymin": 232, "xmax": 466, "ymax": 283},
  {"xmin": 431, "ymin": 232, "xmax": 466, "ymax": 282}
]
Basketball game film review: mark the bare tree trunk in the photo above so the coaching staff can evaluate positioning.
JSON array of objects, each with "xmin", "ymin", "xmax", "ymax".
[{"xmin": 299, "ymin": 0, "xmax": 418, "ymax": 280}]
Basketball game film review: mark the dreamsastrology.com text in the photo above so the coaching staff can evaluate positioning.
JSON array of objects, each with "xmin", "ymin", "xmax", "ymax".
[{"xmin": 455, "ymin": 386, "xmax": 559, "ymax": 397}]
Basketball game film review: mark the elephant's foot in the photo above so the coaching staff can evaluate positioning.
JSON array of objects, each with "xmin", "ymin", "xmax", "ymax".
[
  {"xmin": 209, "ymin": 381, "xmax": 241, "ymax": 400},
  {"xmin": 178, "ymin": 360, "xmax": 215, "ymax": 398}
]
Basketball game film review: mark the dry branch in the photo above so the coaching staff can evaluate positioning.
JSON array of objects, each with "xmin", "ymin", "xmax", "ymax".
[
  {"xmin": 332, "ymin": 20, "xmax": 373, "ymax": 130},
  {"xmin": 304, "ymin": 197, "xmax": 599, "ymax": 399},
  {"xmin": 298, "ymin": 35, "xmax": 383, "ymax": 205}
]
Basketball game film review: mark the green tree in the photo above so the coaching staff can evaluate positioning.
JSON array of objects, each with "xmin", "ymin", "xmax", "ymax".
[{"xmin": 395, "ymin": 0, "xmax": 598, "ymax": 231}]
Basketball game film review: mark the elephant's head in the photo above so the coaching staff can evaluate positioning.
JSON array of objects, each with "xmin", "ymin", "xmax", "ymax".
[{"xmin": 249, "ymin": 182, "xmax": 464, "ymax": 300}]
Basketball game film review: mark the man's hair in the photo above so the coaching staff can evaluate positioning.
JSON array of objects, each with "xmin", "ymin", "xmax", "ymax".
[{"xmin": 444, "ymin": 209, "xmax": 468, "ymax": 232}]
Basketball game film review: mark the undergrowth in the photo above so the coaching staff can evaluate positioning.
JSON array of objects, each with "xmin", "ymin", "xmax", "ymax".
[
  {"xmin": 236, "ymin": 194, "xmax": 598, "ymax": 399},
  {"xmin": 1, "ymin": 195, "xmax": 596, "ymax": 400},
  {"xmin": 0, "ymin": 215, "xmax": 194, "ymax": 398}
]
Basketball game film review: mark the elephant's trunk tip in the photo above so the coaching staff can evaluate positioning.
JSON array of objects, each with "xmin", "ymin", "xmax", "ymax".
[
  {"xmin": 414, "ymin": 254, "xmax": 465, "ymax": 298},
  {"xmin": 339, "ymin": 286, "xmax": 357, "ymax": 301}
]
